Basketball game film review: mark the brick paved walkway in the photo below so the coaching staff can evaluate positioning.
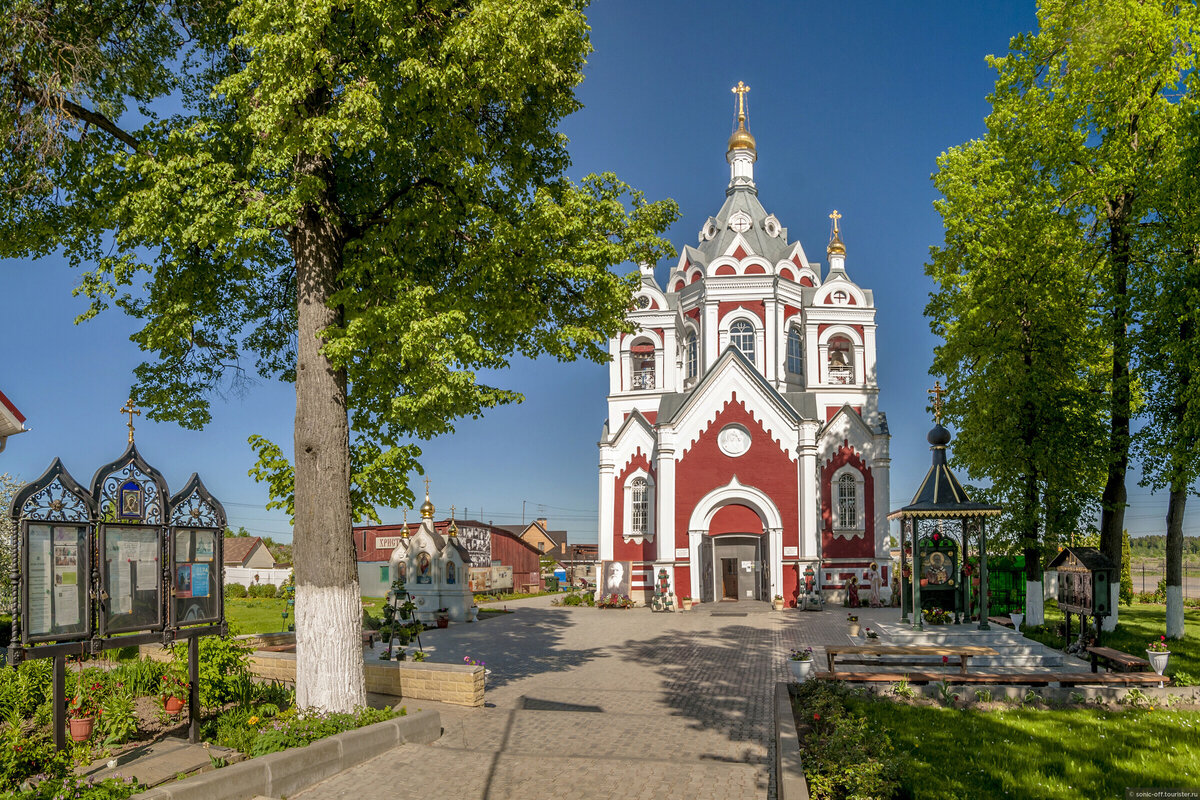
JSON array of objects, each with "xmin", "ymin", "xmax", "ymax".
[{"xmin": 295, "ymin": 598, "xmax": 881, "ymax": 800}]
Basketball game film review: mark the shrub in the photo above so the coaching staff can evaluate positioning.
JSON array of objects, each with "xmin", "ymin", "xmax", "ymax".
[
  {"xmin": 248, "ymin": 584, "xmax": 277, "ymax": 599},
  {"xmin": 108, "ymin": 658, "xmax": 168, "ymax": 698},
  {"xmin": 172, "ymin": 636, "xmax": 252, "ymax": 709},
  {"xmin": 791, "ymin": 681, "xmax": 904, "ymax": 800},
  {"xmin": 224, "ymin": 583, "xmax": 248, "ymax": 599}
]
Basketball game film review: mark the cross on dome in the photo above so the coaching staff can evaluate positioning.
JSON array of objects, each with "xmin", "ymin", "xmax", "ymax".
[
  {"xmin": 120, "ymin": 397, "xmax": 140, "ymax": 444},
  {"xmin": 827, "ymin": 209, "xmax": 846, "ymax": 256},
  {"xmin": 727, "ymin": 81, "xmax": 756, "ymax": 154}
]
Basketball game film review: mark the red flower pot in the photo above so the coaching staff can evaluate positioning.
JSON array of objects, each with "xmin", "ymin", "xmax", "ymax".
[
  {"xmin": 69, "ymin": 717, "xmax": 94, "ymax": 742},
  {"xmin": 164, "ymin": 696, "xmax": 185, "ymax": 714}
]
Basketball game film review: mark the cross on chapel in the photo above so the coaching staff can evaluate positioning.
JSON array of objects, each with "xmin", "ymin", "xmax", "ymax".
[{"xmin": 120, "ymin": 398, "xmax": 140, "ymax": 444}]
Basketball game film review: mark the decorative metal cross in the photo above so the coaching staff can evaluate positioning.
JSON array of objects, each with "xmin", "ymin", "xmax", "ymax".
[
  {"xmin": 929, "ymin": 381, "xmax": 945, "ymax": 423},
  {"xmin": 449, "ymin": 504, "xmax": 456, "ymax": 520},
  {"xmin": 120, "ymin": 398, "xmax": 141, "ymax": 444},
  {"xmin": 829, "ymin": 209, "xmax": 842, "ymax": 233},
  {"xmin": 423, "ymin": 476, "xmax": 431, "ymax": 497},
  {"xmin": 731, "ymin": 81, "xmax": 750, "ymax": 119}
]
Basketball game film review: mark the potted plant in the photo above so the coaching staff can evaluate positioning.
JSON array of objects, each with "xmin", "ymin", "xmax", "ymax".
[
  {"xmin": 787, "ymin": 647, "xmax": 814, "ymax": 682},
  {"xmin": 864, "ymin": 627, "xmax": 879, "ymax": 640},
  {"xmin": 67, "ymin": 671, "xmax": 101, "ymax": 742},
  {"xmin": 680, "ymin": 596, "xmax": 694, "ymax": 611},
  {"xmin": 468, "ymin": 604, "xmax": 479, "ymax": 622},
  {"xmin": 160, "ymin": 671, "xmax": 189, "ymax": 715},
  {"xmin": 847, "ymin": 614, "xmax": 860, "ymax": 636},
  {"xmin": 1009, "ymin": 612, "xmax": 1024, "ymax": 630},
  {"xmin": 435, "ymin": 608, "xmax": 450, "ymax": 628},
  {"xmin": 772, "ymin": 594, "xmax": 785, "ymax": 612},
  {"xmin": 1147, "ymin": 635, "xmax": 1171, "ymax": 687}
]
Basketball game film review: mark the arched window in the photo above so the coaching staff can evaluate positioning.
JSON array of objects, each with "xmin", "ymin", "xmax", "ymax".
[
  {"xmin": 730, "ymin": 320, "xmax": 755, "ymax": 362},
  {"xmin": 786, "ymin": 327, "xmax": 803, "ymax": 374},
  {"xmin": 631, "ymin": 478, "xmax": 648, "ymax": 534},
  {"xmin": 686, "ymin": 332, "xmax": 698, "ymax": 379},
  {"xmin": 630, "ymin": 340, "xmax": 656, "ymax": 390},
  {"xmin": 828, "ymin": 336, "xmax": 854, "ymax": 384},
  {"xmin": 837, "ymin": 473, "xmax": 857, "ymax": 529}
]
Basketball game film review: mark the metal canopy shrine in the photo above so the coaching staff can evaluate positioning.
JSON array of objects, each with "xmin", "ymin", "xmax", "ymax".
[
  {"xmin": 7, "ymin": 400, "xmax": 227, "ymax": 749},
  {"xmin": 887, "ymin": 385, "xmax": 1001, "ymax": 631}
]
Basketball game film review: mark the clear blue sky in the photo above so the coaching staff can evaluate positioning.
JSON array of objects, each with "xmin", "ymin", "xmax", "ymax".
[{"xmin": 0, "ymin": 1, "xmax": 1180, "ymax": 544}]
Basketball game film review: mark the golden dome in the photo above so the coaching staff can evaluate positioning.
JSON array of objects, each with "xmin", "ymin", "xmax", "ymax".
[
  {"xmin": 420, "ymin": 495, "xmax": 435, "ymax": 519},
  {"xmin": 827, "ymin": 209, "xmax": 846, "ymax": 256},
  {"xmin": 727, "ymin": 121, "xmax": 756, "ymax": 153},
  {"xmin": 446, "ymin": 519, "xmax": 458, "ymax": 537}
]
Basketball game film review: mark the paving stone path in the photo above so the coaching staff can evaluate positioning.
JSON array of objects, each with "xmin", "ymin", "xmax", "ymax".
[{"xmin": 296, "ymin": 596, "xmax": 863, "ymax": 800}]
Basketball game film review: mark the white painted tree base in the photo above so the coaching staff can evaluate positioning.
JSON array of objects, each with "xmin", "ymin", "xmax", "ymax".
[
  {"xmin": 1167, "ymin": 585, "xmax": 1184, "ymax": 640},
  {"xmin": 1102, "ymin": 583, "xmax": 1119, "ymax": 631},
  {"xmin": 295, "ymin": 582, "xmax": 367, "ymax": 712},
  {"xmin": 1025, "ymin": 581, "xmax": 1044, "ymax": 626}
]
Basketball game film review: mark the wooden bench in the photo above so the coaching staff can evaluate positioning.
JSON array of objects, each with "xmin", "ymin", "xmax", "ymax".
[
  {"xmin": 816, "ymin": 670, "xmax": 1169, "ymax": 687},
  {"xmin": 988, "ymin": 615, "xmax": 1015, "ymax": 628},
  {"xmin": 825, "ymin": 645, "xmax": 998, "ymax": 676},
  {"xmin": 1086, "ymin": 646, "xmax": 1150, "ymax": 674}
]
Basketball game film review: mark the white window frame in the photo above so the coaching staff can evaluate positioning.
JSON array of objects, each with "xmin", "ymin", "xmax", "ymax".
[
  {"xmin": 622, "ymin": 469, "xmax": 655, "ymax": 543},
  {"xmin": 729, "ymin": 320, "xmax": 756, "ymax": 362},
  {"xmin": 831, "ymin": 466, "xmax": 865, "ymax": 534},
  {"xmin": 786, "ymin": 327, "xmax": 804, "ymax": 375}
]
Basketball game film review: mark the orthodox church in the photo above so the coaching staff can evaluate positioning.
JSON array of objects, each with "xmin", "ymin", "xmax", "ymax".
[{"xmin": 597, "ymin": 84, "xmax": 891, "ymax": 607}]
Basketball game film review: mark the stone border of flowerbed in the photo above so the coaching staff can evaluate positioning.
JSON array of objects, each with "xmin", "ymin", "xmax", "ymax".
[
  {"xmin": 131, "ymin": 708, "xmax": 441, "ymax": 800},
  {"xmin": 773, "ymin": 682, "xmax": 810, "ymax": 800}
]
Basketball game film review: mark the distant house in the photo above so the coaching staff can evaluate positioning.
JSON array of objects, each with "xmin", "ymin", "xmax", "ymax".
[
  {"xmin": 562, "ymin": 543, "xmax": 599, "ymax": 587},
  {"xmin": 0, "ymin": 389, "xmax": 27, "ymax": 453},
  {"xmin": 498, "ymin": 518, "xmax": 568, "ymax": 563},
  {"xmin": 224, "ymin": 536, "xmax": 276, "ymax": 569},
  {"xmin": 223, "ymin": 536, "xmax": 291, "ymax": 588}
]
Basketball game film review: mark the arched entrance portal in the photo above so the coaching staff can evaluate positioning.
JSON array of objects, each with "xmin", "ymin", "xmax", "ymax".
[{"xmin": 688, "ymin": 479, "xmax": 783, "ymax": 603}]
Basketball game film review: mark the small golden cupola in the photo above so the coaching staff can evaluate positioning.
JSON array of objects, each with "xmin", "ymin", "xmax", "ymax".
[
  {"xmin": 827, "ymin": 209, "xmax": 846, "ymax": 256},
  {"xmin": 419, "ymin": 477, "xmax": 435, "ymax": 520},
  {"xmin": 727, "ymin": 80, "xmax": 757, "ymax": 154},
  {"xmin": 447, "ymin": 505, "xmax": 458, "ymax": 537}
]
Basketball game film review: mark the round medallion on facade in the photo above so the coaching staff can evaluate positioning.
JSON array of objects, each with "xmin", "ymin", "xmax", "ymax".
[
  {"xmin": 634, "ymin": 295, "xmax": 651, "ymax": 310},
  {"xmin": 717, "ymin": 424, "xmax": 752, "ymax": 457}
]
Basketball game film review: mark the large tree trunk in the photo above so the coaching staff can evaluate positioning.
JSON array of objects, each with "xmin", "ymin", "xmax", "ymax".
[
  {"xmin": 1099, "ymin": 199, "xmax": 1133, "ymax": 631},
  {"xmin": 291, "ymin": 153, "xmax": 365, "ymax": 712},
  {"xmin": 1019, "ymin": 329, "xmax": 1044, "ymax": 624},
  {"xmin": 1166, "ymin": 485, "xmax": 1185, "ymax": 640}
]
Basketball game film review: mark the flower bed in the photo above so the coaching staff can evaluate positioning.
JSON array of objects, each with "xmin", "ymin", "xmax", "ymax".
[{"xmin": 597, "ymin": 594, "xmax": 634, "ymax": 609}]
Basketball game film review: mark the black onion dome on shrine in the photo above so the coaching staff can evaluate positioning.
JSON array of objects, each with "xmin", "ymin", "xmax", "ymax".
[{"xmin": 888, "ymin": 423, "xmax": 1001, "ymax": 520}]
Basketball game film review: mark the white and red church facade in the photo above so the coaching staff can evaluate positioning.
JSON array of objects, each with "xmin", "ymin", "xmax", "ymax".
[{"xmin": 597, "ymin": 92, "xmax": 891, "ymax": 607}]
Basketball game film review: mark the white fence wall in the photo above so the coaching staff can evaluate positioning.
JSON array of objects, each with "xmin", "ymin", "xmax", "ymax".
[{"xmin": 224, "ymin": 566, "xmax": 293, "ymax": 588}]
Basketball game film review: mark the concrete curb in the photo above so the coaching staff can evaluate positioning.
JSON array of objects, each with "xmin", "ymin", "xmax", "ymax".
[
  {"xmin": 774, "ymin": 682, "xmax": 810, "ymax": 800},
  {"xmin": 132, "ymin": 709, "xmax": 441, "ymax": 800}
]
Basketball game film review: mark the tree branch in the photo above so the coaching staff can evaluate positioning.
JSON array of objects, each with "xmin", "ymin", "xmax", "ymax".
[{"xmin": 12, "ymin": 74, "xmax": 139, "ymax": 151}]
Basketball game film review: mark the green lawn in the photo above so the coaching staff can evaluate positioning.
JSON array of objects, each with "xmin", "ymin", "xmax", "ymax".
[
  {"xmin": 848, "ymin": 698, "xmax": 1200, "ymax": 799},
  {"xmin": 225, "ymin": 597, "xmax": 292, "ymax": 635},
  {"xmin": 1022, "ymin": 602, "xmax": 1200, "ymax": 682}
]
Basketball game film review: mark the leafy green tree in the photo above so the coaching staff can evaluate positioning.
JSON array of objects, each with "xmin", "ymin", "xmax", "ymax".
[
  {"xmin": 0, "ymin": 0, "xmax": 677, "ymax": 711},
  {"xmin": 927, "ymin": 136, "xmax": 1107, "ymax": 624},
  {"xmin": 979, "ymin": 0, "xmax": 1199, "ymax": 592},
  {"xmin": 1134, "ymin": 88, "xmax": 1200, "ymax": 639}
]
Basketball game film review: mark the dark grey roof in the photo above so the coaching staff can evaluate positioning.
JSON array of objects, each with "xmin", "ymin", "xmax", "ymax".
[
  {"xmin": 693, "ymin": 188, "xmax": 795, "ymax": 265},
  {"xmin": 1046, "ymin": 547, "xmax": 1118, "ymax": 573},
  {"xmin": 889, "ymin": 425, "xmax": 1001, "ymax": 520}
]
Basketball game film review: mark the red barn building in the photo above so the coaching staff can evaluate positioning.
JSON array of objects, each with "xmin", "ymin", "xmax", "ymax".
[{"xmin": 597, "ymin": 87, "xmax": 891, "ymax": 607}]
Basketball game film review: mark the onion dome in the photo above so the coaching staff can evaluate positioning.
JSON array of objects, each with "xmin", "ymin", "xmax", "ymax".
[
  {"xmin": 927, "ymin": 424, "xmax": 951, "ymax": 447},
  {"xmin": 420, "ymin": 493, "xmax": 434, "ymax": 520},
  {"xmin": 727, "ymin": 122, "xmax": 756, "ymax": 153},
  {"xmin": 447, "ymin": 505, "xmax": 458, "ymax": 537}
]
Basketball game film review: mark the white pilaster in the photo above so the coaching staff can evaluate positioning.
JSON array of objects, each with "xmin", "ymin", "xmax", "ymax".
[
  {"xmin": 598, "ymin": 457, "xmax": 615, "ymax": 562},
  {"xmin": 764, "ymin": 297, "xmax": 777, "ymax": 384},
  {"xmin": 769, "ymin": 526, "xmax": 783, "ymax": 598},
  {"xmin": 799, "ymin": 421, "xmax": 820, "ymax": 560},
  {"xmin": 704, "ymin": 301, "xmax": 719, "ymax": 371},
  {"xmin": 662, "ymin": 326, "xmax": 678, "ymax": 392},
  {"xmin": 863, "ymin": 325, "xmax": 878, "ymax": 389},
  {"xmin": 689, "ymin": 529, "xmax": 703, "ymax": 599},
  {"xmin": 655, "ymin": 446, "xmax": 676, "ymax": 563}
]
